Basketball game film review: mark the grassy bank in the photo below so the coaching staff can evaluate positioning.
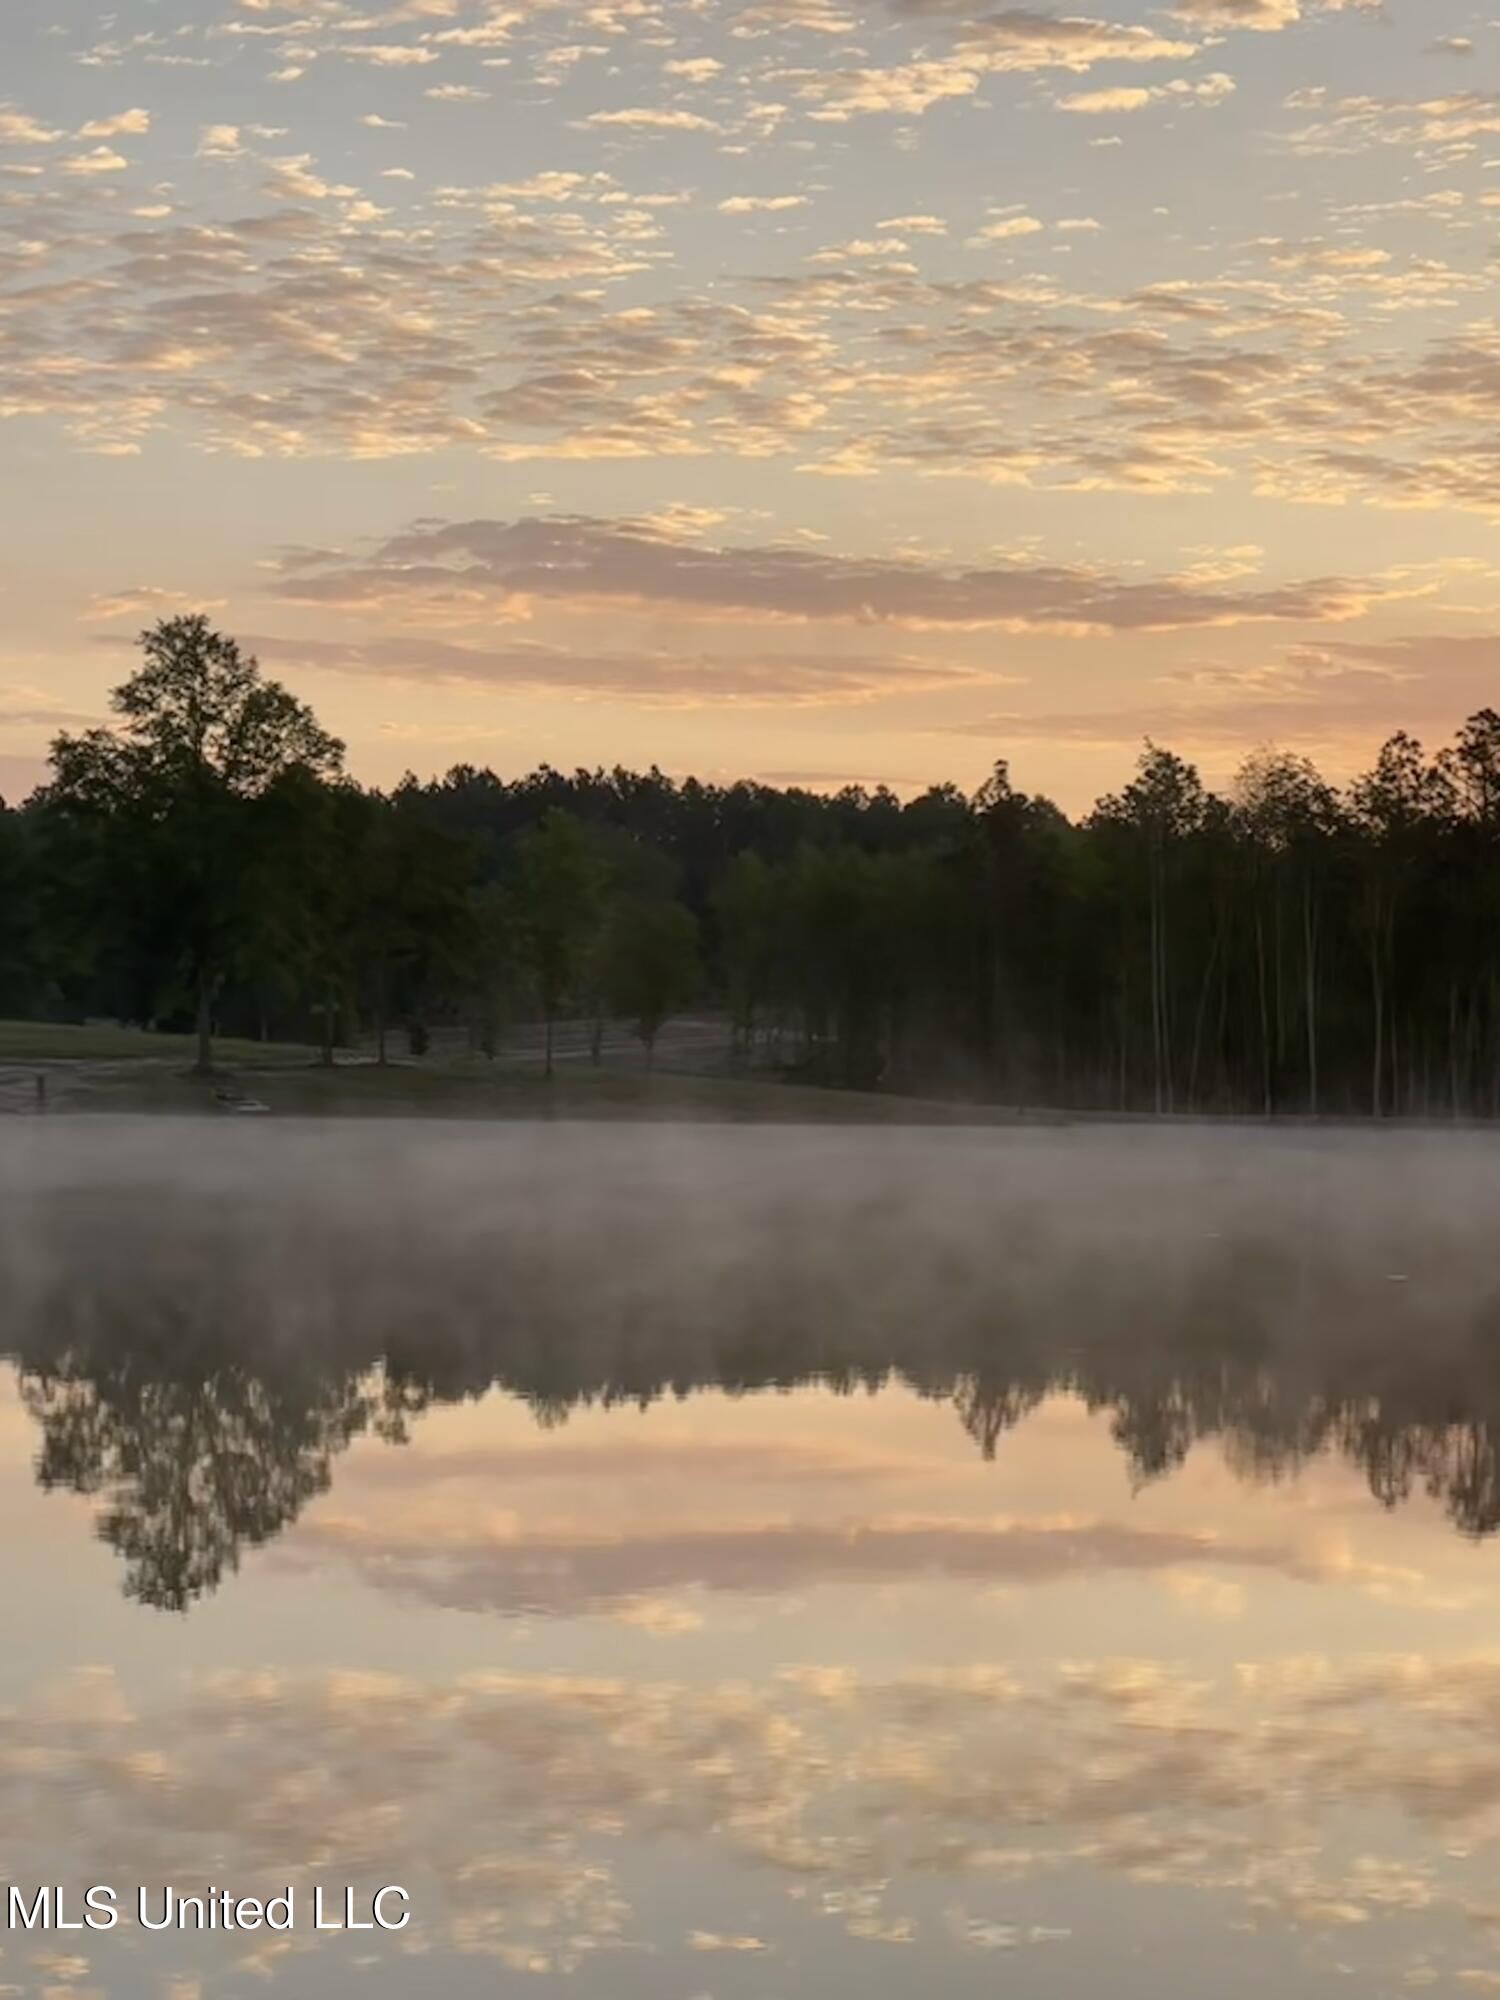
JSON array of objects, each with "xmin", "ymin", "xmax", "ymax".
[
  {"xmin": 0, "ymin": 1020, "xmax": 317, "ymax": 1065},
  {"xmin": 0, "ymin": 1021, "xmax": 1050, "ymax": 1124}
]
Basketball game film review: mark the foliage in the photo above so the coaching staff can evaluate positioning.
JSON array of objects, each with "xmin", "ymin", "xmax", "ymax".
[
  {"xmin": 13, "ymin": 619, "xmax": 1500, "ymax": 1114},
  {"xmin": 45, "ymin": 618, "xmax": 343, "ymax": 1070},
  {"xmin": 601, "ymin": 895, "xmax": 700, "ymax": 1066},
  {"xmin": 511, "ymin": 808, "xmax": 607, "ymax": 1076}
]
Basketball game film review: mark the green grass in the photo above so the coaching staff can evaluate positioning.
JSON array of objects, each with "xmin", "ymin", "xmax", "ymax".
[
  {"xmin": 0, "ymin": 1015, "xmax": 1075, "ymax": 1124},
  {"xmin": 0, "ymin": 1026, "xmax": 1050, "ymax": 1124},
  {"xmin": 0, "ymin": 1019, "xmax": 318, "ymax": 1065}
]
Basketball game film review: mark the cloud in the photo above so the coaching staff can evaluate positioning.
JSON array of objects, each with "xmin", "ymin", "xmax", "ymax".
[
  {"xmin": 720, "ymin": 193, "xmax": 809, "ymax": 211},
  {"xmin": 1, "ymin": 99, "xmax": 1492, "ymax": 509},
  {"xmin": 338, "ymin": 41, "xmax": 441, "ymax": 65},
  {"xmin": 76, "ymin": 108, "xmax": 151, "ymax": 139},
  {"xmin": 0, "ymin": 685, "xmax": 96, "ymax": 729},
  {"xmin": 585, "ymin": 108, "xmax": 720, "ymax": 131},
  {"xmin": 80, "ymin": 586, "xmax": 228, "ymax": 623},
  {"xmin": 730, "ymin": 0, "xmax": 858, "ymax": 34},
  {"xmin": 790, "ymin": 54, "xmax": 991, "ymax": 119},
  {"xmin": 58, "ymin": 146, "xmax": 129, "ymax": 175},
  {"xmin": 244, "ymin": 627, "xmax": 988, "ymax": 706},
  {"xmin": 262, "ymin": 152, "xmax": 356, "ymax": 200},
  {"xmin": 1056, "ymin": 85, "xmax": 1154, "ymax": 114},
  {"xmin": 0, "ymin": 105, "xmax": 63, "ymax": 145},
  {"xmin": 911, "ymin": 606, "xmax": 1500, "ymax": 752},
  {"xmin": 1287, "ymin": 88, "xmax": 1500, "ymax": 156},
  {"xmin": 269, "ymin": 514, "xmax": 1398, "ymax": 636},
  {"xmin": 783, "ymin": 12, "xmax": 1198, "ymax": 122},
  {"xmin": 1170, "ymin": 0, "xmax": 1378, "ymax": 27},
  {"xmin": 1170, "ymin": 0, "xmax": 1300, "ymax": 24},
  {"xmin": 1055, "ymin": 74, "xmax": 1234, "ymax": 114},
  {"xmin": 975, "ymin": 213, "xmax": 1044, "ymax": 239},
  {"xmin": 197, "ymin": 123, "xmax": 245, "ymax": 157},
  {"xmin": 894, "ymin": 7, "xmax": 1199, "ymax": 71}
]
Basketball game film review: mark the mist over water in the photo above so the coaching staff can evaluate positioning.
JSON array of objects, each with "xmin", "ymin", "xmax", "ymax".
[
  {"xmin": 6, "ymin": 1114, "xmax": 1500, "ymax": 1378},
  {"xmin": 6, "ymin": 1119, "xmax": 1500, "ymax": 1998},
  {"xmin": 6, "ymin": 1119, "xmax": 1500, "ymax": 1538}
]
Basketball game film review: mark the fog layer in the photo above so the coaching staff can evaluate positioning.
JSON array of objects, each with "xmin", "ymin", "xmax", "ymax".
[{"xmin": 4, "ymin": 1119, "xmax": 1500, "ymax": 1606}]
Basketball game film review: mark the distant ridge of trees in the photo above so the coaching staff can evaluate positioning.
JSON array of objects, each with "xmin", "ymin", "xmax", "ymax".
[{"xmin": 5, "ymin": 616, "xmax": 1500, "ymax": 1116}]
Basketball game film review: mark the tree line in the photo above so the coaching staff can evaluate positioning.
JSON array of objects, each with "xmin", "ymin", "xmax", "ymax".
[{"xmin": 4, "ymin": 614, "xmax": 1500, "ymax": 1116}]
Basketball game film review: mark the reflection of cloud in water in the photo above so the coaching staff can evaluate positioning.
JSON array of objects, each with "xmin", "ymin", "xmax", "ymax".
[
  {"xmin": 9, "ymin": 1653, "xmax": 1500, "ymax": 1974},
  {"xmin": 278, "ymin": 1494, "xmax": 1447, "ymax": 1620},
  {"xmin": 345, "ymin": 1435, "xmax": 927, "ymax": 1488}
]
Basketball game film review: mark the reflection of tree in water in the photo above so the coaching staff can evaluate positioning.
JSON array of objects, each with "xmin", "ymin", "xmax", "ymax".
[
  {"xmin": 3, "ymin": 1190, "xmax": 400, "ymax": 1611},
  {"xmin": 19, "ymin": 1358, "xmax": 379, "ymax": 1611},
  {"xmin": 9, "ymin": 1182, "xmax": 1500, "ymax": 1606},
  {"xmin": 19, "ymin": 1326, "xmax": 1500, "ymax": 1610},
  {"xmin": 351, "ymin": 1275, "xmax": 1500, "ymax": 1545},
  {"xmin": 953, "ymin": 1378, "xmax": 1047, "ymax": 1461},
  {"xmin": 1334, "ymin": 1414, "xmax": 1500, "ymax": 1537}
]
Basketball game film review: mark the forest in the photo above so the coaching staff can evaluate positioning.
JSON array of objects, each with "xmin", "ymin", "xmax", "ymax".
[{"xmin": 3, "ymin": 613, "xmax": 1500, "ymax": 1118}]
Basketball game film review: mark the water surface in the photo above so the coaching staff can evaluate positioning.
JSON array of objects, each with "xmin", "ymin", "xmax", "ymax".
[{"xmin": 3, "ymin": 1119, "xmax": 1500, "ymax": 1998}]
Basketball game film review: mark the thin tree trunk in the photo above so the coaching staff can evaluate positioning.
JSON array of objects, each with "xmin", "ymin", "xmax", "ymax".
[
  {"xmin": 544, "ymin": 1008, "xmax": 555, "ymax": 1080},
  {"xmin": 1303, "ymin": 880, "xmax": 1319, "ymax": 1117},
  {"xmin": 1188, "ymin": 921, "xmax": 1221, "ymax": 1114},
  {"xmin": 1216, "ymin": 916, "xmax": 1231, "ymax": 1111},
  {"xmin": 990, "ymin": 930, "xmax": 1005, "ymax": 1093},
  {"xmin": 1274, "ymin": 886, "xmax": 1286, "ymax": 1072},
  {"xmin": 1160, "ymin": 856, "xmax": 1168, "ymax": 1120},
  {"xmin": 1158, "ymin": 852, "xmax": 1174, "ymax": 1114},
  {"xmin": 1450, "ymin": 983, "xmax": 1461, "ymax": 1119},
  {"xmin": 1476, "ymin": 983, "xmax": 1487, "ymax": 1118},
  {"xmin": 1255, "ymin": 903, "xmax": 1272, "ymax": 1118},
  {"xmin": 194, "ymin": 967, "xmax": 213, "ymax": 1075},
  {"xmin": 1116, "ymin": 928, "xmax": 1129, "ymax": 1111},
  {"xmin": 1387, "ymin": 910, "xmax": 1399, "ymax": 1117}
]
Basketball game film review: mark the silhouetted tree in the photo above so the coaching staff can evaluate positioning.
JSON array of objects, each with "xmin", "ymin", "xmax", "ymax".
[{"xmin": 48, "ymin": 617, "xmax": 343, "ymax": 1071}]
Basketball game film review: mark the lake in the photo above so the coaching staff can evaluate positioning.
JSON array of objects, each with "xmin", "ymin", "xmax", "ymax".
[{"xmin": 3, "ymin": 1118, "xmax": 1500, "ymax": 1998}]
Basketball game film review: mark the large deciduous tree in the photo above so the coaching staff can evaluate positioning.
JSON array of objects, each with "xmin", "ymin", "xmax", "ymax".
[{"xmin": 49, "ymin": 616, "xmax": 343, "ymax": 1071}]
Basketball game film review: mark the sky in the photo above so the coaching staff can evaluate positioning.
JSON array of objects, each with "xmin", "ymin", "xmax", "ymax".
[{"xmin": 0, "ymin": 0, "xmax": 1497, "ymax": 811}]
